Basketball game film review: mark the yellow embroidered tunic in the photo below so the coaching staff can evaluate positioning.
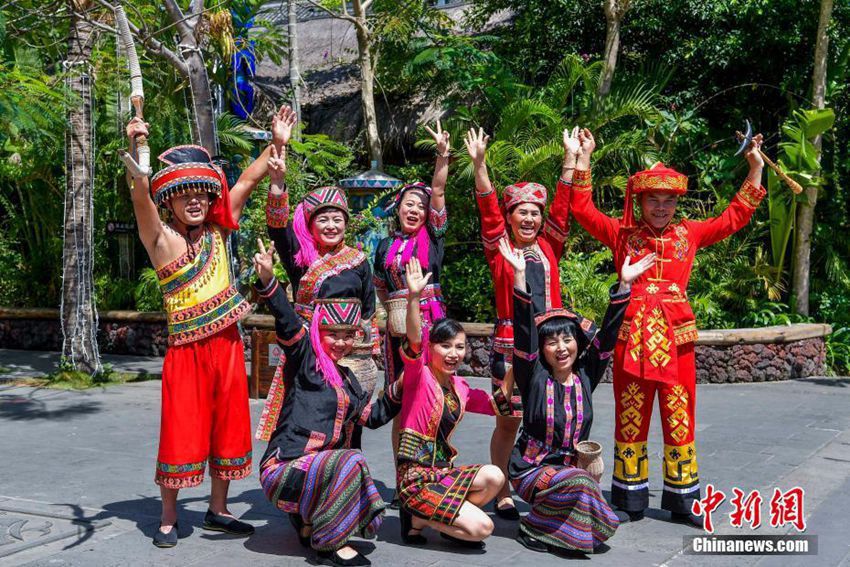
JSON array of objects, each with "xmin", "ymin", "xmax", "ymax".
[{"xmin": 156, "ymin": 226, "xmax": 250, "ymax": 346}]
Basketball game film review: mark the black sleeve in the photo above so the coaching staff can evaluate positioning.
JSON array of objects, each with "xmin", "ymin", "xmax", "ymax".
[
  {"xmin": 586, "ymin": 285, "xmax": 631, "ymax": 391},
  {"xmin": 511, "ymin": 285, "xmax": 537, "ymax": 396},
  {"xmin": 359, "ymin": 380, "xmax": 403, "ymax": 428},
  {"xmin": 268, "ymin": 224, "xmax": 304, "ymax": 287},
  {"xmin": 372, "ymin": 238, "xmax": 389, "ymax": 294},
  {"xmin": 359, "ymin": 260, "xmax": 377, "ymax": 320},
  {"xmin": 255, "ymin": 278, "xmax": 307, "ymax": 354}
]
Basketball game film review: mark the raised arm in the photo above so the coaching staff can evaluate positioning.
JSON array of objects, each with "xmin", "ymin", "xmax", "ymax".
[
  {"xmin": 125, "ymin": 119, "xmax": 167, "ymax": 257},
  {"xmin": 465, "ymin": 127, "xmax": 505, "ymax": 256},
  {"xmin": 570, "ymin": 128, "xmax": 620, "ymax": 250},
  {"xmin": 265, "ymin": 142, "xmax": 301, "ymax": 282},
  {"xmin": 404, "ymin": 257, "xmax": 432, "ymax": 353},
  {"xmin": 498, "ymin": 237, "xmax": 535, "ymax": 396},
  {"xmin": 252, "ymin": 239, "xmax": 305, "ymax": 348},
  {"xmin": 691, "ymin": 134, "xmax": 766, "ymax": 248},
  {"xmin": 542, "ymin": 127, "xmax": 582, "ymax": 258},
  {"xmin": 425, "ymin": 120, "xmax": 450, "ymax": 218},
  {"xmin": 229, "ymin": 105, "xmax": 297, "ymax": 222}
]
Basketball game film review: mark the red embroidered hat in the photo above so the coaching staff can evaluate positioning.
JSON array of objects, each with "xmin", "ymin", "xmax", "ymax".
[
  {"xmin": 314, "ymin": 298, "xmax": 361, "ymax": 330},
  {"xmin": 303, "ymin": 186, "xmax": 349, "ymax": 221},
  {"xmin": 149, "ymin": 145, "xmax": 238, "ymax": 230},
  {"xmin": 503, "ymin": 181, "xmax": 547, "ymax": 212},
  {"xmin": 623, "ymin": 162, "xmax": 688, "ymax": 227}
]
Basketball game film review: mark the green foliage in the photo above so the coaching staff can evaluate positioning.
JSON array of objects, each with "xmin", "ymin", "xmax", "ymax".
[
  {"xmin": 559, "ymin": 250, "xmax": 617, "ymax": 324},
  {"xmin": 441, "ymin": 251, "xmax": 496, "ymax": 323}
]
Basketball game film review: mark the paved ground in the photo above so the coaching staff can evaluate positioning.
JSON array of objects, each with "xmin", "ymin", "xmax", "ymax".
[{"xmin": 1, "ymin": 350, "xmax": 849, "ymax": 566}]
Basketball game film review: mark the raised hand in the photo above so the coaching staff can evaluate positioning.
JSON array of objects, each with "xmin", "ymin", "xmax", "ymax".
[
  {"xmin": 126, "ymin": 117, "xmax": 149, "ymax": 143},
  {"xmin": 744, "ymin": 132, "xmax": 765, "ymax": 170},
  {"xmin": 497, "ymin": 236, "xmax": 525, "ymax": 273},
  {"xmin": 252, "ymin": 238, "xmax": 277, "ymax": 287},
  {"xmin": 271, "ymin": 105, "xmax": 298, "ymax": 146},
  {"xmin": 563, "ymin": 126, "xmax": 581, "ymax": 159},
  {"xmin": 620, "ymin": 253, "xmax": 656, "ymax": 286},
  {"xmin": 425, "ymin": 120, "xmax": 451, "ymax": 158},
  {"xmin": 464, "ymin": 127, "xmax": 490, "ymax": 166},
  {"xmin": 404, "ymin": 257, "xmax": 433, "ymax": 296},
  {"xmin": 578, "ymin": 128, "xmax": 596, "ymax": 155},
  {"xmin": 268, "ymin": 143, "xmax": 286, "ymax": 184}
]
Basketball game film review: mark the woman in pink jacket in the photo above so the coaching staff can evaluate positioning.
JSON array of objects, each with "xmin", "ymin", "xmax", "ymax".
[{"xmin": 395, "ymin": 258, "xmax": 508, "ymax": 549}]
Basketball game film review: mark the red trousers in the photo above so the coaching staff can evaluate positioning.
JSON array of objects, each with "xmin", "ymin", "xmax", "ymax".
[
  {"xmin": 611, "ymin": 341, "xmax": 700, "ymax": 514},
  {"xmin": 155, "ymin": 325, "xmax": 252, "ymax": 489}
]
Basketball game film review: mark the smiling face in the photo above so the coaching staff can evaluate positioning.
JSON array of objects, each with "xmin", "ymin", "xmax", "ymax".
[
  {"xmin": 398, "ymin": 190, "xmax": 428, "ymax": 234},
  {"xmin": 168, "ymin": 191, "xmax": 210, "ymax": 226},
  {"xmin": 639, "ymin": 192, "xmax": 679, "ymax": 230},
  {"xmin": 319, "ymin": 328, "xmax": 356, "ymax": 362},
  {"xmin": 541, "ymin": 332, "xmax": 578, "ymax": 375},
  {"xmin": 508, "ymin": 203, "xmax": 543, "ymax": 245},
  {"xmin": 429, "ymin": 331, "xmax": 467, "ymax": 377},
  {"xmin": 310, "ymin": 208, "xmax": 347, "ymax": 249}
]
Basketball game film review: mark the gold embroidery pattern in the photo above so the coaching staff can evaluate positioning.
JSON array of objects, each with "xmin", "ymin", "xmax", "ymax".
[
  {"xmin": 627, "ymin": 233, "xmax": 648, "ymax": 257},
  {"xmin": 628, "ymin": 309, "xmax": 644, "ymax": 362},
  {"xmin": 631, "ymin": 173, "xmax": 688, "ymax": 193},
  {"xmin": 666, "ymin": 384, "xmax": 691, "ymax": 443},
  {"xmin": 572, "ymin": 169, "xmax": 592, "ymax": 191},
  {"xmin": 614, "ymin": 440, "xmax": 649, "ymax": 482},
  {"xmin": 619, "ymin": 383, "xmax": 645, "ymax": 441},
  {"xmin": 737, "ymin": 180, "xmax": 766, "ymax": 209},
  {"xmin": 645, "ymin": 307, "xmax": 672, "ymax": 368},
  {"xmin": 673, "ymin": 321, "xmax": 698, "ymax": 345},
  {"xmin": 647, "ymin": 283, "xmax": 660, "ymax": 295},
  {"xmin": 673, "ymin": 224, "xmax": 689, "ymax": 261},
  {"xmin": 663, "ymin": 441, "xmax": 699, "ymax": 486}
]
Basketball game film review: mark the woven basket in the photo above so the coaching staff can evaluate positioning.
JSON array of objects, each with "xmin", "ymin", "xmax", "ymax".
[
  {"xmin": 575, "ymin": 440, "xmax": 604, "ymax": 483},
  {"xmin": 384, "ymin": 297, "xmax": 409, "ymax": 337},
  {"xmin": 342, "ymin": 345, "xmax": 378, "ymax": 397}
]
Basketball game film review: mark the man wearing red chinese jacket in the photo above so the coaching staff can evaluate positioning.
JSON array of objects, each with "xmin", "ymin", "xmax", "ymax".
[{"xmin": 570, "ymin": 129, "xmax": 766, "ymax": 526}]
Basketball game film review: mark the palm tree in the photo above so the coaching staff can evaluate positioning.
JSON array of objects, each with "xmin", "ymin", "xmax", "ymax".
[{"xmin": 61, "ymin": 0, "xmax": 100, "ymax": 374}]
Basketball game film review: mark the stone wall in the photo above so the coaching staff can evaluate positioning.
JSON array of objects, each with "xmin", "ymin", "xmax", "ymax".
[{"xmin": 0, "ymin": 311, "xmax": 830, "ymax": 382}]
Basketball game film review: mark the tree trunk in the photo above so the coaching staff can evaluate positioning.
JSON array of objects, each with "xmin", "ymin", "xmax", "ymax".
[
  {"xmin": 792, "ymin": 0, "xmax": 833, "ymax": 316},
  {"xmin": 61, "ymin": 1, "xmax": 101, "ymax": 374},
  {"xmin": 598, "ymin": 0, "xmax": 629, "ymax": 98},
  {"xmin": 352, "ymin": 0, "xmax": 383, "ymax": 169},
  {"xmin": 183, "ymin": 46, "xmax": 219, "ymax": 154},
  {"xmin": 288, "ymin": 0, "xmax": 302, "ymax": 127}
]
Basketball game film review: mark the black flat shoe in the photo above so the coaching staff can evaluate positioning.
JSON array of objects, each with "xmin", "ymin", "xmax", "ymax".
[
  {"xmin": 493, "ymin": 500, "xmax": 520, "ymax": 521},
  {"xmin": 316, "ymin": 549, "xmax": 371, "ymax": 566},
  {"xmin": 288, "ymin": 513, "xmax": 311, "ymax": 548},
  {"xmin": 516, "ymin": 532, "xmax": 547, "ymax": 552},
  {"xmin": 387, "ymin": 492, "xmax": 400, "ymax": 510},
  {"xmin": 203, "ymin": 510, "xmax": 255, "ymax": 536},
  {"xmin": 440, "ymin": 532, "xmax": 485, "ymax": 549},
  {"xmin": 670, "ymin": 511, "xmax": 703, "ymax": 529},
  {"xmin": 152, "ymin": 521, "xmax": 178, "ymax": 548},
  {"xmin": 400, "ymin": 508, "xmax": 427, "ymax": 545}
]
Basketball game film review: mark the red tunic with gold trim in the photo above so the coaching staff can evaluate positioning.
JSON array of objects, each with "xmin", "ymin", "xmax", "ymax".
[
  {"xmin": 570, "ymin": 165, "xmax": 766, "ymax": 514},
  {"xmin": 475, "ymin": 180, "xmax": 570, "ymax": 414}
]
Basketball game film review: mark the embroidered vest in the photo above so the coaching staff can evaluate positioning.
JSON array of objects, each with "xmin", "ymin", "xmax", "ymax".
[{"xmin": 156, "ymin": 227, "xmax": 250, "ymax": 346}]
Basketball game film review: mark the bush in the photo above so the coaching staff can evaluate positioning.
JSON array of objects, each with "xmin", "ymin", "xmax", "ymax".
[{"xmin": 441, "ymin": 250, "xmax": 496, "ymax": 323}]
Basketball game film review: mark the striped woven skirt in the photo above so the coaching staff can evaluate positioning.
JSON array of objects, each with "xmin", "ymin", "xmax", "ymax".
[
  {"xmin": 260, "ymin": 450, "xmax": 386, "ymax": 551},
  {"xmin": 511, "ymin": 465, "xmax": 619, "ymax": 553},
  {"xmin": 397, "ymin": 461, "xmax": 481, "ymax": 526}
]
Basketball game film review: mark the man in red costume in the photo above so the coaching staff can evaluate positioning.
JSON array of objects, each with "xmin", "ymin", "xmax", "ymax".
[
  {"xmin": 570, "ymin": 129, "xmax": 765, "ymax": 526},
  {"xmin": 124, "ymin": 106, "xmax": 295, "ymax": 547}
]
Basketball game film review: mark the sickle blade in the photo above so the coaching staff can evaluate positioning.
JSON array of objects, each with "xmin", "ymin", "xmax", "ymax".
[{"xmin": 735, "ymin": 119, "xmax": 753, "ymax": 156}]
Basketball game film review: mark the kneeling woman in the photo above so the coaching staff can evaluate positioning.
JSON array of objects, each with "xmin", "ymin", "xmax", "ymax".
[
  {"xmin": 498, "ymin": 237, "xmax": 654, "ymax": 555},
  {"xmin": 252, "ymin": 240, "xmax": 401, "ymax": 567},
  {"xmin": 397, "ymin": 258, "xmax": 508, "ymax": 548}
]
